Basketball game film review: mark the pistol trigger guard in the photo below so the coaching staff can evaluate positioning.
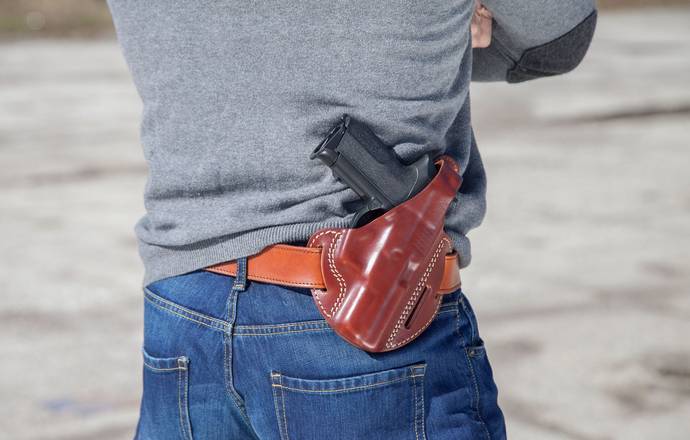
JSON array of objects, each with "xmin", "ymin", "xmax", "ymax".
[
  {"xmin": 351, "ymin": 205, "xmax": 386, "ymax": 228},
  {"xmin": 351, "ymin": 207, "xmax": 369, "ymax": 228}
]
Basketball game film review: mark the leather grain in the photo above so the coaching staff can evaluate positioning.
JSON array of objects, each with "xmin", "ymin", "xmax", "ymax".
[
  {"xmin": 307, "ymin": 155, "xmax": 462, "ymax": 352},
  {"xmin": 205, "ymin": 244, "xmax": 461, "ymax": 293}
]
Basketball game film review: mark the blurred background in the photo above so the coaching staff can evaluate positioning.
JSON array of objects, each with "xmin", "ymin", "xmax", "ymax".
[{"xmin": 1, "ymin": 1, "xmax": 689, "ymax": 439}]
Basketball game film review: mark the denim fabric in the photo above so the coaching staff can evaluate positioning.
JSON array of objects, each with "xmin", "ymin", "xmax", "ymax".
[{"xmin": 134, "ymin": 270, "xmax": 506, "ymax": 439}]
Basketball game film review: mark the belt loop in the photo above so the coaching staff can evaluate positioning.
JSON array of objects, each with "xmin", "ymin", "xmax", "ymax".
[{"xmin": 231, "ymin": 256, "xmax": 248, "ymax": 291}]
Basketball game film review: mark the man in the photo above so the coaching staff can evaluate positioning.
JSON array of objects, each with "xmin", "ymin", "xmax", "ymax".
[{"xmin": 106, "ymin": 1, "xmax": 596, "ymax": 438}]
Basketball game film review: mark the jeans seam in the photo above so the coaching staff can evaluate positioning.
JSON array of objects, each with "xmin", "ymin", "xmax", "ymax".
[
  {"xmin": 458, "ymin": 295, "xmax": 478, "ymax": 345},
  {"xmin": 419, "ymin": 373, "xmax": 427, "ymax": 440},
  {"xmin": 178, "ymin": 362, "xmax": 193, "ymax": 440},
  {"xmin": 280, "ymin": 375, "xmax": 289, "ymax": 440},
  {"xmin": 465, "ymin": 347, "xmax": 492, "ymax": 440},
  {"xmin": 454, "ymin": 301, "xmax": 462, "ymax": 342},
  {"xmin": 233, "ymin": 307, "xmax": 457, "ymax": 336},
  {"xmin": 412, "ymin": 371, "xmax": 427, "ymax": 440},
  {"xmin": 144, "ymin": 289, "xmax": 228, "ymax": 332},
  {"xmin": 457, "ymin": 294, "xmax": 492, "ymax": 440},
  {"xmin": 413, "ymin": 373, "xmax": 419, "ymax": 440},
  {"xmin": 272, "ymin": 375, "xmax": 412, "ymax": 394},
  {"xmin": 143, "ymin": 361, "xmax": 184, "ymax": 372},
  {"xmin": 234, "ymin": 326, "xmax": 332, "ymax": 337},
  {"xmin": 222, "ymin": 288, "xmax": 259, "ymax": 439},
  {"xmin": 235, "ymin": 320, "xmax": 327, "ymax": 330},
  {"xmin": 271, "ymin": 373, "xmax": 290, "ymax": 440}
]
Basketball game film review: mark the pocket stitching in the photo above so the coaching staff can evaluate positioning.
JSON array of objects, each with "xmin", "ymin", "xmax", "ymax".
[
  {"xmin": 271, "ymin": 373, "xmax": 290, "ymax": 440},
  {"xmin": 140, "ymin": 349, "xmax": 193, "ymax": 440},
  {"xmin": 177, "ymin": 362, "xmax": 193, "ymax": 440},
  {"xmin": 280, "ymin": 375, "xmax": 290, "ymax": 440},
  {"xmin": 271, "ymin": 363, "xmax": 425, "ymax": 393},
  {"xmin": 411, "ymin": 370, "xmax": 427, "ymax": 440},
  {"xmin": 143, "ymin": 361, "xmax": 185, "ymax": 372},
  {"xmin": 142, "ymin": 348, "xmax": 188, "ymax": 371},
  {"xmin": 273, "ymin": 375, "xmax": 412, "ymax": 394},
  {"xmin": 271, "ymin": 364, "xmax": 427, "ymax": 439}
]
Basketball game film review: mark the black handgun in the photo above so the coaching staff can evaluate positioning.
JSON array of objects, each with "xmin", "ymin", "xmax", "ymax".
[{"xmin": 310, "ymin": 114, "xmax": 437, "ymax": 227}]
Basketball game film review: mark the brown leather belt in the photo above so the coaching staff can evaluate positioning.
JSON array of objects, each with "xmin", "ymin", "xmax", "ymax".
[{"xmin": 205, "ymin": 243, "xmax": 462, "ymax": 294}]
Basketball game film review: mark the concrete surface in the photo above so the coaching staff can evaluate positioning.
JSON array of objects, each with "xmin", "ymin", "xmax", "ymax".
[{"xmin": 1, "ymin": 7, "xmax": 689, "ymax": 440}]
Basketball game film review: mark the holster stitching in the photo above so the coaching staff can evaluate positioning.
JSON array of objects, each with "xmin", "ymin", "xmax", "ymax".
[
  {"xmin": 385, "ymin": 236, "xmax": 450, "ymax": 349},
  {"xmin": 309, "ymin": 229, "xmax": 347, "ymax": 319}
]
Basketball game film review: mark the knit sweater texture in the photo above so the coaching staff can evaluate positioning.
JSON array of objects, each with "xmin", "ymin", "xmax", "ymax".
[{"xmin": 106, "ymin": 0, "xmax": 596, "ymax": 286}]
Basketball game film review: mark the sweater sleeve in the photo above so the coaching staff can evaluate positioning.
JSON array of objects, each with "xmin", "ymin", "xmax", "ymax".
[{"xmin": 472, "ymin": 0, "xmax": 597, "ymax": 83}]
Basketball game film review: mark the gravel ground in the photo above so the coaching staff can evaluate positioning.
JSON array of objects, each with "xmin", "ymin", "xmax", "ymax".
[{"xmin": 1, "ymin": 7, "xmax": 689, "ymax": 440}]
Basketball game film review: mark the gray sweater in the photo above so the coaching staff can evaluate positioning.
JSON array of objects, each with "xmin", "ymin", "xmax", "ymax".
[{"xmin": 106, "ymin": 0, "xmax": 596, "ymax": 286}]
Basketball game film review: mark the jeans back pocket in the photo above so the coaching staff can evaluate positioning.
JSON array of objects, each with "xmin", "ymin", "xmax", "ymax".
[
  {"xmin": 271, "ymin": 363, "xmax": 427, "ymax": 440},
  {"xmin": 136, "ymin": 348, "xmax": 193, "ymax": 440}
]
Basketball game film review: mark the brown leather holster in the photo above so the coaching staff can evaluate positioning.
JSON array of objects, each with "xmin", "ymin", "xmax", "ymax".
[{"xmin": 306, "ymin": 154, "xmax": 462, "ymax": 352}]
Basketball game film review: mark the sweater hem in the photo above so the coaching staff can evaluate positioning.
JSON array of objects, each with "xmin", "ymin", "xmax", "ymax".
[{"xmin": 139, "ymin": 218, "xmax": 472, "ymax": 288}]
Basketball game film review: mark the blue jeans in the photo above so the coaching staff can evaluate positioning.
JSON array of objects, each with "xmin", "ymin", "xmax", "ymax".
[{"xmin": 135, "ymin": 262, "xmax": 506, "ymax": 439}]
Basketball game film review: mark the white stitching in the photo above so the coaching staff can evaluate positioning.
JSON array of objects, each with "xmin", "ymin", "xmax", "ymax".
[
  {"xmin": 308, "ymin": 230, "xmax": 347, "ymax": 318},
  {"xmin": 326, "ymin": 231, "xmax": 347, "ymax": 315},
  {"xmin": 385, "ymin": 237, "xmax": 449, "ymax": 349},
  {"xmin": 311, "ymin": 229, "xmax": 452, "ymax": 349},
  {"xmin": 307, "ymin": 229, "xmax": 338, "ymax": 246},
  {"xmin": 387, "ymin": 295, "xmax": 443, "ymax": 350}
]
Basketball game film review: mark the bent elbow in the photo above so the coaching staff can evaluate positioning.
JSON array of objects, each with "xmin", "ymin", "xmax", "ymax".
[{"xmin": 506, "ymin": 9, "xmax": 598, "ymax": 83}]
